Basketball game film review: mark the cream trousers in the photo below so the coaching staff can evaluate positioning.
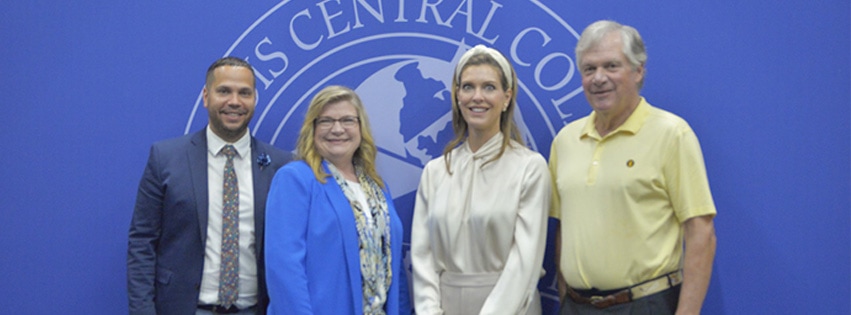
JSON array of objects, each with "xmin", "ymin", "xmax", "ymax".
[{"xmin": 439, "ymin": 271, "xmax": 541, "ymax": 315}]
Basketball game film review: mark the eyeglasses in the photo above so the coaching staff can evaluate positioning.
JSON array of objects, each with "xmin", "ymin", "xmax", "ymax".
[{"xmin": 315, "ymin": 116, "xmax": 360, "ymax": 130}]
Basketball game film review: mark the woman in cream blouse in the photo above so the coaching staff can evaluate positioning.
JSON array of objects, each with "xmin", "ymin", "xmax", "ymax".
[{"xmin": 411, "ymin": 45, "xmax": 551, "ymax": 315}]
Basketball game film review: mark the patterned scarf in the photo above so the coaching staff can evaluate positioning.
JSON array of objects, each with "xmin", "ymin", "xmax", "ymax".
[{"xmin": 327, "ymin": 162, "xmax": 392, "ymax": 315}]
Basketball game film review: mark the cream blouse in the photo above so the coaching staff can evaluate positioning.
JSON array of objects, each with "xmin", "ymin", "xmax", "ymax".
[{"xmin": 411, "ymin": 133, "xmax": 551, "ymax": 314}]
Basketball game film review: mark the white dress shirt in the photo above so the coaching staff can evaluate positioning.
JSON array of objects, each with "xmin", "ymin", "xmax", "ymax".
[{"xmin": 199, "ymin": 126, "xmax": 257, "ymax": 308}]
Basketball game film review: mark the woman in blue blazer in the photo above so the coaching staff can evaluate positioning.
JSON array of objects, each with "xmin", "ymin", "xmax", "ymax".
[{"xmin": 265, "ymin": 85, "xmax": 410, "ymax": 315}]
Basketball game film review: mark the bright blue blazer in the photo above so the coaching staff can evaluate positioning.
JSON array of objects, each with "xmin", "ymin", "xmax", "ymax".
[{"xmin": 265, "ymin": 160, "xmax": 411, "ymax": 315}]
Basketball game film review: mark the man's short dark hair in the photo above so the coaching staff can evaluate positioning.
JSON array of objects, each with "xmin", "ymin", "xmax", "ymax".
[{"xmin": 205, "ymin": 56, "xmax": 255, "ymax": 88}]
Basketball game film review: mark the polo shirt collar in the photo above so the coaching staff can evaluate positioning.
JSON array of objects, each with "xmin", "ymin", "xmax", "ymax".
[{"xmin": 581, "ymin": 97, "xmax": 650, "ymax": 140}]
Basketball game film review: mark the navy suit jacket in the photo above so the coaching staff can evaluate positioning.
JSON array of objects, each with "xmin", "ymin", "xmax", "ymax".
[
  {"xmin": 127, "ymin": 130, "xmax": 292, "ymax": 315},
  {"xmin": 265, "ymin": 160, "xmax": 411, "ymax": 315}
]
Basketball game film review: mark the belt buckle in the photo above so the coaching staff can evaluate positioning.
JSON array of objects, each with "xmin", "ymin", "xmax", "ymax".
[{"xmin": 589, "ymin": 295, "xmax": 612, "ymax": 309}]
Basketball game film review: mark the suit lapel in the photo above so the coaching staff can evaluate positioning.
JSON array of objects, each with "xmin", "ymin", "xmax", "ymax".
[
  {"xmin": 321, "ymin": 161, "xmax": 364, "ymax": 311},
  {"xmin": 189, "ymin": 131, "xmax": 210, "ymax": 244},
  {"xmin": 250, "ymin": 138, "xmax": 268, "ymax": 257}
]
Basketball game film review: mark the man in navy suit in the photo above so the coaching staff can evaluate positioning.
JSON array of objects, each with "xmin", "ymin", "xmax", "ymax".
[{"xmin": 128, "ymin": 57, "xmax": 292, "ymax": 315}]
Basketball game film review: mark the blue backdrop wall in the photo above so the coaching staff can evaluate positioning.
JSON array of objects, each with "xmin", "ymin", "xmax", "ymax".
[{"xmin": 1, "ymin": 1, "xmax": 848, "ymax": 314}]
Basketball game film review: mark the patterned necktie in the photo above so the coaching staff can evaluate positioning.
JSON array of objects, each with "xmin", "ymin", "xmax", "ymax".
[{"xmin": 219, "ymin": 145, "xmax": 239, "ymax": 307}]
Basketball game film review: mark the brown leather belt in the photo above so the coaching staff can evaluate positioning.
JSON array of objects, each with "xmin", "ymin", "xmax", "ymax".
[{"xmin": 566, "ymin": 270, "xmax": 683, "ymax": 309}]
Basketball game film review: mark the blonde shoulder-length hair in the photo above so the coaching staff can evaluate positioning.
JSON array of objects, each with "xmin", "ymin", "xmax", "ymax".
[{"xmin": 294, "ymin": 85, "xmax": 384, "ymax": 188}]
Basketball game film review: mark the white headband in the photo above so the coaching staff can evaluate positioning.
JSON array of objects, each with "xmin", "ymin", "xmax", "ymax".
[{"xmin": 454, "ymin": 44, "xmax": 514, "ymax": 90}]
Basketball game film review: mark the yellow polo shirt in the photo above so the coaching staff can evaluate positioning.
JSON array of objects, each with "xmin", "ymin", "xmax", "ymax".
[{"xmin": 548, "ymin": 98, "xmax": 716, "ymax": 290}]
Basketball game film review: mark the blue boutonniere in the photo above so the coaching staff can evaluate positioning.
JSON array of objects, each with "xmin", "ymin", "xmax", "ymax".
[{"xmin": 257, "ymin": 153, "xmax": 271, "ymax": 170}]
